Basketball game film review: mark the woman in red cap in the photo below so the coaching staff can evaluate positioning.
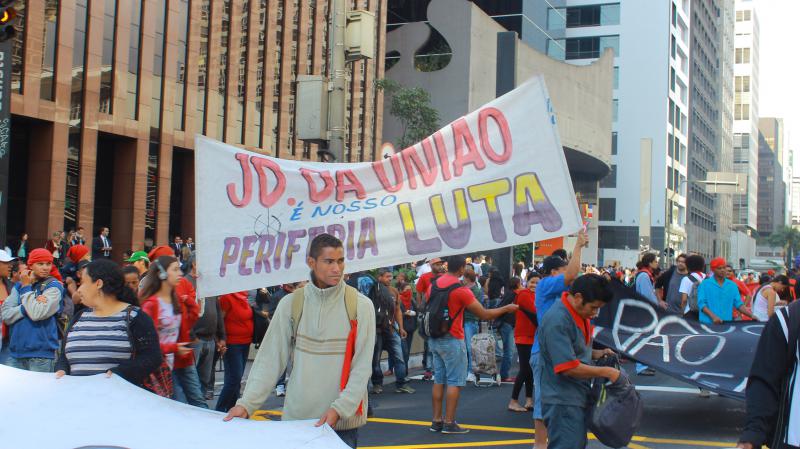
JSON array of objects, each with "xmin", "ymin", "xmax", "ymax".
[{"xmin": 139, "ymin": 255, "xmax": 204, "ymax": 407}]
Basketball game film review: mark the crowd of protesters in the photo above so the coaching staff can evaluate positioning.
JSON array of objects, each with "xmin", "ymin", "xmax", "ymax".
[{"xmin": 1, "ymin": 225, "xmax": 798, "ymax": 449}]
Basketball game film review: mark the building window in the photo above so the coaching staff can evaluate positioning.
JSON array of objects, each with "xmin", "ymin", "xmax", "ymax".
[
  {"xmin": 151, "ymin": 0, "xmax": 167, "ymax": 134},
  {"xmin": 64, "ymin": 0, "xmax": 89, "ymax": 231},
  {"xmin": 99, "ymin": 0, "xmax": 117, "ymax": 114},
  {"xmin": 547, "ymin": 39, "xmax": 565, "ymax": 60},
  {"xmin": 217, "ymin": 0, "xmax": 232, "ymax": 140},
  {"xmin": 565, "ymin": 36, "xmax": 619, "ymax": 59},
  {"xmin": 612, "ymin": 99, "xmax": 618, "ymax": 122},
  {"xmin": 613, "ymin": 66, "xmax": 619, "ymax": 89},
  {"xmin": 127, "ymin": 0, "xmax": 143, "ymax": 119},
  {"xmin": 253, "ymin": 0, "xmax": 266, "ymax": 147},
  {"xmin": 233, "ymin": 0, "xmax": 249, "ymax": 143},
  {"xmin": 174, "ymin": 0, "xmax": 189, "ymax": 130},
  {"xmin": 599, "ymin": 198, "xmax": 616, "ymax": 222},
  {"xmin": 735, "ymin": 103, "xmax": 750, "ymax": 120},
  {"xmin": 547, "ymin": 7, "xmax": 565, "ymax": 30},
  {"xmin": 40, "ymin": 0, "xmax": 59, "ymax": 101},
  {"xmin": 736, "ymin": 10, "xmax": 751, "ymax": 22},
  {"xmin": 735, "ymin": 75, "xmax": 750, "ymax": 93},
  {"xmin": 670, "ymin": 67, "xmax": 676, "ymax": 92},
  {"xmin": 669, "ymin": 99, "xmax": 675, "ymax": 125},
  {"xmin": 735, "ymin": 47, "xmax": 750, "ymax": 64},
  {"xmin": 565, "ymin": 4, "xmax": 620, "ymax": 28},
  {"xmin": 600, "ymin": 165, "xmax": 617, "ymax": 188},
  {"xmin": 196, "ymin": 0, "xmax": 210, "ymax": 133},
  {"xmin": 11, "ymin": 0, "xmax": 26, "ymax": 94},
  {"xmin": 611, "ymin": 131, "xmax": 617, "ymax": 155},
  {"xmin": 668, "ymin": 133, "xmax": 674, "ymax": 158}
]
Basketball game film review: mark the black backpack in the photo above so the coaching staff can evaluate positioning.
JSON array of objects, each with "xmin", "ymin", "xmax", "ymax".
[{"xmin": 419, "ymin": 279, "xmax": 463, "ymax": 338}]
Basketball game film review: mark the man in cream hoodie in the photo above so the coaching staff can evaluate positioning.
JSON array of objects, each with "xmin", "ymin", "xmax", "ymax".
[{"xmin": 224, "ymin": 234, "xmax": 376, "ymax": 448}]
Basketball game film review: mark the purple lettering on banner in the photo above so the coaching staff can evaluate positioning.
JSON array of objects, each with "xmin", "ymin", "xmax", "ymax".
[
  {"xmin": 346, "ymin": 221, "xmax": 356, "ymax": 260},
  {"xmin": 220, "ymin": 237, "xmax": 241, "ymax": 277},
  {"xmin": 512, "ymin": 173, "xmax": 563, "ymax": 234},
  {"xmin": 468, "ymin": 179, "xmax": 512, "ymax": 243},
  {"xmin": 272, "ymin": 232, "xmax": 286, "ymax": 270},
  {"xmin": 357, "ymin": 217, "xmax": 379, "ymax": 259},
  {"xmin": 254, "ymin": 235, "xmax": 275, "ymax": 274},
  {"xmin": 307, "ymin": 226, "xmax": 326, "ymax": 254},
  {"xmin": 239, "ymin": 235, "xmax": 258, "ymax": 276},
  {"xmin": 327, "ymin": 223, "xmax": 346, "ymax": 242},
  {"xmin": 397, "ymin": 202, "xmax": 442, "ymax": 255},
  {"xmin": 429, "ymin": 188, "xmax": 471, "ymax": 249},
  {"xmin": 285, "ymin": 229, "xmax": 307, "ymax": 269}
]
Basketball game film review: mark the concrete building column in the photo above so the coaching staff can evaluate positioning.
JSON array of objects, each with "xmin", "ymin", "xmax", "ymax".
[{"xmin": 25, "ymin": 121, "xmax": 68, "ymax": 248}]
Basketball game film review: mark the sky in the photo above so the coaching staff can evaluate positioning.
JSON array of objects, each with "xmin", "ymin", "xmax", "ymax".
[{"xmin": 756, "ymin": 0, "xmax": 800, "ymax": 172}]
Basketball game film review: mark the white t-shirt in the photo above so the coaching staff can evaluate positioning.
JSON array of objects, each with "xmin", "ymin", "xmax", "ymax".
[
  {"xmin": 157, "ymin": 297, "xmax": 182, "ymax": 369},
  {"xmin": 678, "ymin": 272, "xmax": 706, "ymax": 313}
]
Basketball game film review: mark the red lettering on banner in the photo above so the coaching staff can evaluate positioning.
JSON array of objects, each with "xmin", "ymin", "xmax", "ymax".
[
  {"xmin": 432, "ymin": 131, "xmax": 453, "ymax": 181},
  {"xmin": 335, "ymin": 169, "xmax": 367, "ymax": 202},
  {"xmin": 226, "ymin": 153, "xmax": 253, "ymax": 208},
  {"xmin": 250, "ymin": 156, "xmax": 286, "ymax": 208},
  {"xmin": 402, "ymin": 138, "xmax": 439, "ymax": 189},
  {"xmin": 451, "ymin": 118, "xmax": 486, "ymax": 177},
  {"xmin": 301, "ymin": 168, "xmax": 335, "ymax": 203},
  {"xmin": 372, "ymin": 149, "xmax": 405, "ymax": 193},
  {"xmin": 478, "ymin": 107, "xmax": 512, "ymax": 164}
]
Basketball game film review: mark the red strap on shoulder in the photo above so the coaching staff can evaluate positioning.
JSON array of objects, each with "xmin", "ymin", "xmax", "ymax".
[{"xmin": 339, "ymin": 319, "xmax": 363, "ymax": 416}]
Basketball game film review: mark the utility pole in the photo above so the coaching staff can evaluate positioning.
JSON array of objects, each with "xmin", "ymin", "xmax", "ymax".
[
  {"xmin": 0, "ymin": 40, "xmax": 12, "ymax": 247},
  {"xmin": 327, "ymin": 0, "xmax": 348, "ymax": 162}
]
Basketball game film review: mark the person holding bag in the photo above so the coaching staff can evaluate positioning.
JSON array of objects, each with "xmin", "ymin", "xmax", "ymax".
[
  {"xmin": 139, "ymin": 255, "xmax": 204, "ymax": 407},
  {"xmin": 55, "ymin": 259, "xmax": 161, "ymax": 387}
]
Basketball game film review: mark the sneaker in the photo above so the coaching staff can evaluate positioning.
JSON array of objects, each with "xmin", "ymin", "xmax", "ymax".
[
  {"xmin": 204, "ymin": 391, "xmax": 214, "ymax": 401},
  {"xmin": 395, "ymin": 384, "xmax": 415, "ymax": 394},
  {"xmin": 429, "ymin": 421, "xmax": 443, "ymax": 432},
  {"xmin": 466, "ymin": 373, "xmax": 476, "ymax": 383},
  {"xmin": 276, "ymin": 384, "xmax": 286, "ymax": 397},
  {"xmin": 371, "ymin": 385, "xmax": 383, "ymax": 394},
  {"xmin": 383, "ymin": 369, "xmax": 394, "ymax": 376},
  {"xmin": 698, "ymin": 389, "xmax": 711, "ymax": 398},
  {"xmin": 501, "ymin": 377, "xmax": 516, "ymax": 383},
  {"xmin": 637, "ymin": 368, "xmax": 656, "ymax": 376},
  {"xmin": 442, "ymin": 422, "xmax": 470, "ymax": 434},
  {"xmin": 423, "ymin": 371, "xmax": 433, "ymax": 381}
]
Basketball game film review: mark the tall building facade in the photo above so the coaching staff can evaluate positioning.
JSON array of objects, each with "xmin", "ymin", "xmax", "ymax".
[
  {"xmin": 731, "ymin": 0, "xmax": 760, "ymax": 262},
  {"xmin": 757, "ymin": 117, "xmax": 786, "ymax": 236},
  {"xmin": 6, "ymin": 0, "xmax": 387, "ymax": 258},
  {"xmin": 687, "ymin": 0, "xmax": 732, "ymax": 260}
]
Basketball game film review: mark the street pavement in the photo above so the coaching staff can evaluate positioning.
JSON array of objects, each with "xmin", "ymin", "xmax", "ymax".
[{"xmin": 241, "ymin": 358, "xmax": 745, "ymax": 449}]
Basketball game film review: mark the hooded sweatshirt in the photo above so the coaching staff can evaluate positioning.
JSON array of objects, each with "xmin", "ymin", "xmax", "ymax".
[{"xmin": 236, "ymin": 276, "xmax": 376, "ymax": 430}]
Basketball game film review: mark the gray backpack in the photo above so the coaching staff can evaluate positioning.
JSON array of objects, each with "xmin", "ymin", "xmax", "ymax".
[{"xmin": 686, "ymin": 274, "xmax": 702, "ymax": 313}]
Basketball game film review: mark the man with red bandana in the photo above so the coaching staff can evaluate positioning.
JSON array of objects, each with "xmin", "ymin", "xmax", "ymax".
[{"xmin": 1, "ymin": 249, "xmax": 65, "ymax": 372}]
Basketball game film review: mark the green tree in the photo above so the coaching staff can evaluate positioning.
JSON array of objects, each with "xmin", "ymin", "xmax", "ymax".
[
  {"xmin": 766, "ymin": 225, "xmax": 800, "ymax": 268},
  {"xmin": 376, "ymin": 79, "xmax": 440, "ymax": 149}
]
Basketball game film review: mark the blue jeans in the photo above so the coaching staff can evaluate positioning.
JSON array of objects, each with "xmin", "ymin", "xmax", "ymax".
[
  {"xmin": 0, "ymin": 343, "xmax": 10, "ymax": 365},
  {"xmin": 7, "ymin": 356, "xmax": 55, "ymax": 372},
  {"xmin": 463, "ymin": 320, "xmax": 479, "ymax": 373},
  {"xmin": 531, "ymin": 350, "xmax": 543, "ymax": 420},
  {"xmin": 429, "ymin": 335, "xmax": 467, "ymax": 386},
  {"xmin": 173, "ymin": 365, "xmax": 209, "ymax": 408},
  {"xmin": 498, "ymin": 322, "xmax": 514, "ymax": 379},
  {"xmin": 372, "ymin": 328, "xmax": 407, "ymax": 387},
  {"xmin": 194, "ymin": 338, "xmax": 217, "ymax": 396},
  {"xmin": 402, "ymin": 329, "xmax": 415, "ymax": 368},
  {"xmin": 215, "ymin": 343, "xmax": 249, "ymax": 412},
  {"xmin": 335, "ymin": 428, "xmax": 359, "ymax": 448}
]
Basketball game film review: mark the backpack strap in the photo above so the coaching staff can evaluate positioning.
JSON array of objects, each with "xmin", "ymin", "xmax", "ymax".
[
  {"xmin": 290, "ymin": 287, "xmax": 306, "ymax": 343},
  {"xmin": 344, "ymin": 285, "xmax": 358, "ymax": 322}
]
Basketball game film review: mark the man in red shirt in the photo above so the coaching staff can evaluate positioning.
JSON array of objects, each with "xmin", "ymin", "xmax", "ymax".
[
  {"xmin": 427, "ymin": 256, "xmax": 517, "ymax": 434},
  {"xmin": 417, "ymin": 257, "xmax": 444, "ymax": 379},
  {"xmin": 416, "ymin": 257, "xmax": 445, "ymax": 296}
]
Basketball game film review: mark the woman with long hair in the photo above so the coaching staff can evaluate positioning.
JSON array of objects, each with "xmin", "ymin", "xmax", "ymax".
[
  {"xmin": 508, "ymin": 272, "xmax": 540, "ymax": 412},
  {"xmin": 139, "ymin": 255, "xmax": 205, "ymax": 408},
  {"xmin": 55, "ymin": 259, "xmax": 161, "ymax": 385}
]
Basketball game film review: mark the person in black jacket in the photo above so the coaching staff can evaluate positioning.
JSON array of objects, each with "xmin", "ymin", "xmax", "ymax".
[
  {"xmin": 496, "ymin": 277, "xmax": 519, "ymax": 381},
  {"xmin": 55, "ymin": 259, "xmax": 161, "ymax": 387},
  {"xmin": 737, "ymin": 300, "xmax": 800, "ymax": 449}
]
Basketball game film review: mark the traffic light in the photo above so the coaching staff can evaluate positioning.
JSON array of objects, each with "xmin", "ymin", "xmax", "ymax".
[{"xmin": 0, "ymin": 0, "xmax": 17, "ymax": 43}]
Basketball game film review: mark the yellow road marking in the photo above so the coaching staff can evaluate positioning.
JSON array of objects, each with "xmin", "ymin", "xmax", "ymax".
[
  {"xmin": 361, "ymin": 440, "xmax": 534, "ymax": 449},
  {"xmin": 255, "ymin": 410, "xmax": 735, "ymax": 448}
]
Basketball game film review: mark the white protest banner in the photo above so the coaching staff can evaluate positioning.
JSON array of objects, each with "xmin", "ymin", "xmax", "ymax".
[
  {"xmin": 0, "ymin": 365, "xmax": 350, "ymax": 449},
  {"xmin": 195, "ymin": 75, "xmax": 581, "ymax": 298}
]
